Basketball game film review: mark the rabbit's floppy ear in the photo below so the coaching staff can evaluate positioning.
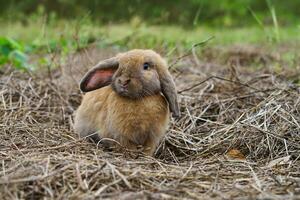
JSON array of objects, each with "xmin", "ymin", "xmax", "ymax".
[
  {"xmin": 80, "ymin": 57, "xmax": 119, "ymax": 92},
  {"xmin": 158, "ymin": 68, "xmax": 180, "ymax": 118}
]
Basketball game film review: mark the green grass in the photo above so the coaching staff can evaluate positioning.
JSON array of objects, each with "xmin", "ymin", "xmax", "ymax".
[
  {"xmin": 1, "ymin": 19, "xmax": 300, "ymax": 53},
  {"xmin": 0, "ymin": 19, "xmax": 299, "ymax": 72}
]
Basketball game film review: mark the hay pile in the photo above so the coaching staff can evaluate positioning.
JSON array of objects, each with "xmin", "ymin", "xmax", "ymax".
[{"xmin": 0, "ymin": 47, "xmax": 299, "ymax": 199}]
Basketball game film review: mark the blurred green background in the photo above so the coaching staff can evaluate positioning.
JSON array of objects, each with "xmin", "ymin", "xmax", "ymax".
[
  {"xmin": 1, "ymin": 0, "xmax": 299, "ymax": 26},
  {"xmin": 0, "ymin": 0, "xmax": 299, "ymax": 70}
]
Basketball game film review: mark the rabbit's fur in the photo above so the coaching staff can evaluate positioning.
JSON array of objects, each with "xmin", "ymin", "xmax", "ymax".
[{"xmin": 74, "ymin": 49, "xmax": 180, "ymax": 155}]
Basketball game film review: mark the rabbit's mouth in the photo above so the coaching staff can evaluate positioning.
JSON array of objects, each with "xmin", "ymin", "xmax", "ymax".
[{"xmin": 112, "ymin": 83, "xmax": 137, "ymax": 98}]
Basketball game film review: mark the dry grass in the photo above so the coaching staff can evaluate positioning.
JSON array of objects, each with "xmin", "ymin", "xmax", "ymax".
[{"xmin": 0, "ymin": 46, "xmax": 300, "ymax": 199}]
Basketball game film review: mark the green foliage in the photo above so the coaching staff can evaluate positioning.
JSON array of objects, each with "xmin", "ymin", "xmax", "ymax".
[
  {"xmin": 1, "ymin": 0, "xmax": 299, "ymax": 71},
  {"xmin": 0, "ymin": 0, "xmax": 300, "ymax": 27},
  {"xmin": 0, "ymin": 37, "xmax": 32, "ymax": 70}
]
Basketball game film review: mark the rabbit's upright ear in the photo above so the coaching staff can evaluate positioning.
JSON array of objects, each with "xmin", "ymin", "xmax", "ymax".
[
  {"xmin": 80, "ymin": 57, "xmax": 119, "ymax": 92},
  {"xmin": 158, "ymin": 68, "xmax": 180, "ymax": 118}
]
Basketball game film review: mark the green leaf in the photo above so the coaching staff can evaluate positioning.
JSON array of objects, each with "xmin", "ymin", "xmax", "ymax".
[{"xmin": 0, "ymin": 37, "xmax": 22, "ymax": 53}]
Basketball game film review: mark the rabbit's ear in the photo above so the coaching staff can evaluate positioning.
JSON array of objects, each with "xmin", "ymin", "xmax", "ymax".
[
  {"xmin": 158, "ymin": 68, "xmax": 180, "ymax": 118},
  {"xmin": 80, "ymin": 57, "xmax": 119, "ymax": 92}
]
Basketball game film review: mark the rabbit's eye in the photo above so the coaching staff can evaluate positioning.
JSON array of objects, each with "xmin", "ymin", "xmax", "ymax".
[{"xmin": 143, "ymin": 62, "xmax": 150, "ymax": 70}]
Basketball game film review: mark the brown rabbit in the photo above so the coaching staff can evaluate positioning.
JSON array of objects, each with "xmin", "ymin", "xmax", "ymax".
[{"xmin": 74, "ymin": 49, "xmax": 180, "ymax": 155}]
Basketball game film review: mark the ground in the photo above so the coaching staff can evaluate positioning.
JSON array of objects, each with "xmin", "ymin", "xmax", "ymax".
[{"xmin": 0, "ymin": 31, "xmax": 300, "ymax": 199}]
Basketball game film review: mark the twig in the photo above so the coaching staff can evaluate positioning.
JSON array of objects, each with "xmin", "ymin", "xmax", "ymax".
[{"xmin": 169, "ymin": 36, "xmax": 215, "ymax": 68}]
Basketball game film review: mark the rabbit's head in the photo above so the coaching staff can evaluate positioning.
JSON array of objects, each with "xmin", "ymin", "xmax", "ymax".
[{"xmin": 80, "ymin": 49, "xmax": 180, "ymax": 117}]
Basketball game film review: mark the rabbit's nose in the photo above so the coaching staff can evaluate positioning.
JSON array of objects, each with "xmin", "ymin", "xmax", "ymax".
[{"xmin": 118, "ymin": 77, "xmax": 131, "ymax": 86}]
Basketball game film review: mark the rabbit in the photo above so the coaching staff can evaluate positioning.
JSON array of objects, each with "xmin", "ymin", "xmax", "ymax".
[{"xmin": 74, "ymin": 49, "xmax": 180, "ymax": 156}]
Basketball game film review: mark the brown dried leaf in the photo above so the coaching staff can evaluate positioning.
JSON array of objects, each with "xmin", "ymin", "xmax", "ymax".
[{"xmin": 226, "ymin": 149, "xmax": 246, "ymax": 160}]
